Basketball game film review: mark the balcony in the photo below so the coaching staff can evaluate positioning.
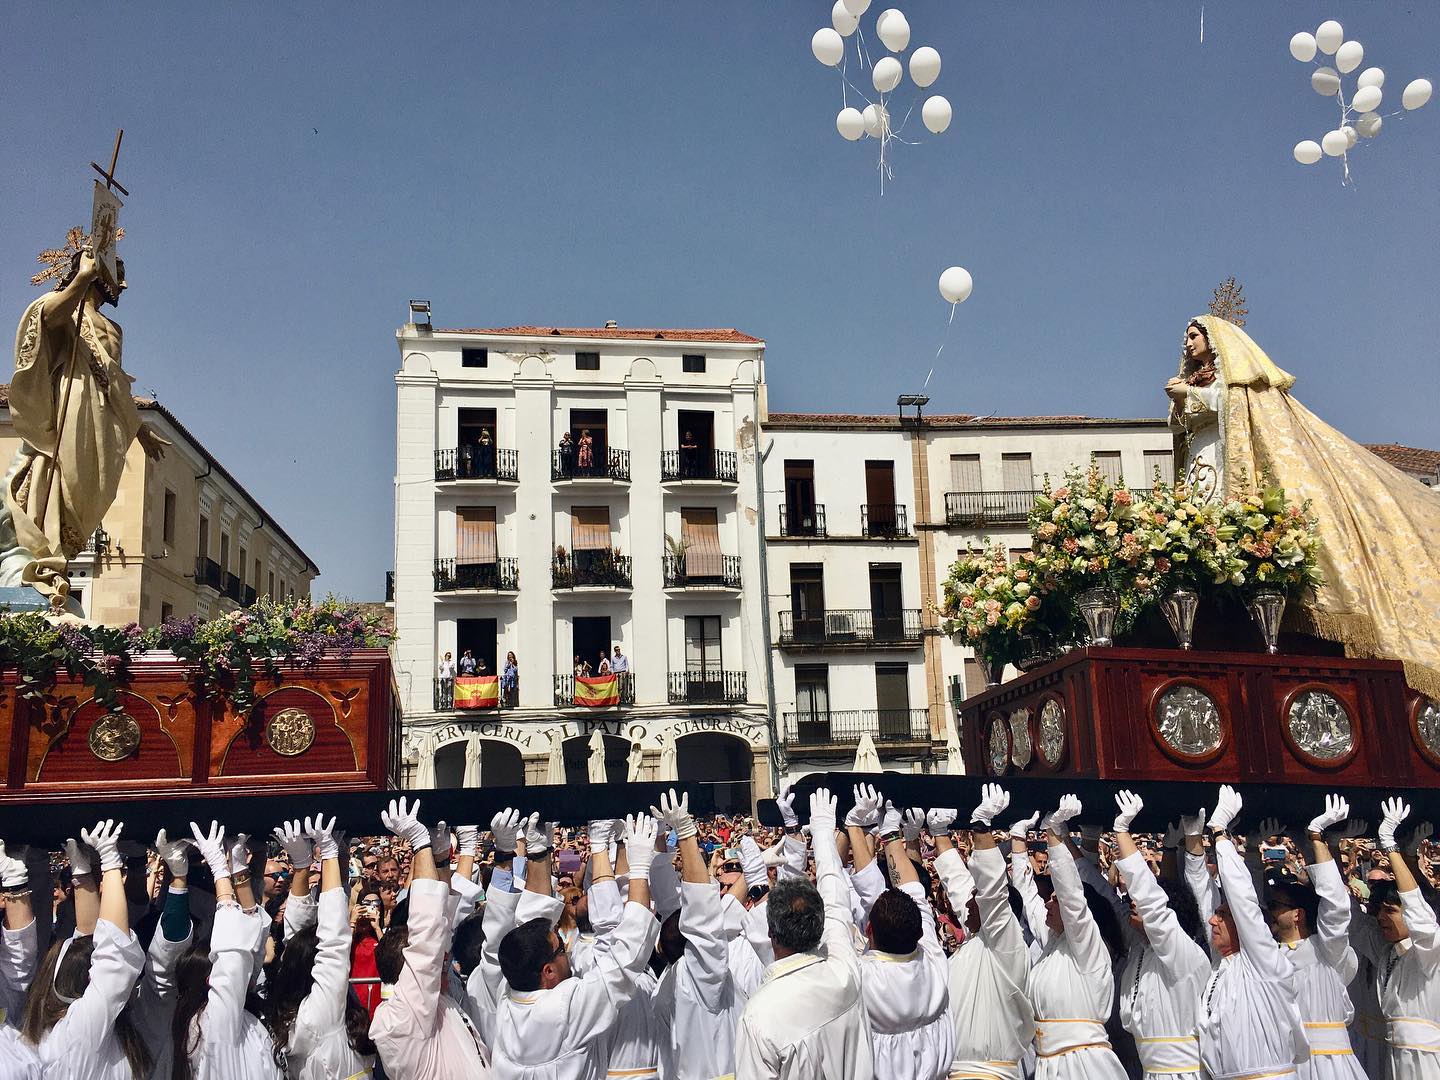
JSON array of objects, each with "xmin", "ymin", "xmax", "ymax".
[
  {"xmin": 552, "ymin": 550, "xmax": 632, "ymax": 590},
  {"xmin": 434, "ymin": 557, "xmax": 519, "ymax": 593},
  {"xmin": 222, "ymin": 573, "xmax": 242, "ymax": 602},
  {"xmin": 662, "ymin": 554, "xmax": 742, "ymax": 590},
  {"xmin": 781, "ymin": 708, "xmax": 932, "ymax": 747},
  {"xmin": 661, "ymin": 449, "xmax": 738, "ymax": 483},
  {"xmin": 434, "ymin": 676, "xmax": 515, "ymax": 711},
  {"xmin": 668, "ymin": 669, "xmax": 747, "ymax": 705},
  {"xmin": 778, "ymin": 503, "xmax": 826, "ymax": 538},
  {"xmin": 242, "ymin": 585, "xmax": 258, "ymax": 607},
  {"xmin": 434, "ymin": 446, "xmax": 519, "ymax": 483},
  {"xmin": 862, "ymin": 504, "xmax": 911, "ymax": 538},
  {"xmin": 944, "ymin": 489, "xmax": 1040, "ymax": 528},
  {"xmin": 552, "ymin": 448, "xmax": 631, "ymax": 484},
  {"xmin": 777, "ymin": 608, "xmax": 924, "ymax": 649},
  {"xmin": 195, "ymin": 557, "xmax": 222, "ymax": 591},
  {"xmin": 554, "ymin": 672, "xmax": 635, "ymax": 708},
  {"xmin": 385, "ymin": 571, "xmax": 395, "ymax": 603}
]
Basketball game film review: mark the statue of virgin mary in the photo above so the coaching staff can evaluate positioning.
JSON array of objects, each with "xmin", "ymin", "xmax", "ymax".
[{"xmin": 1166, "ymin": 313, "xmax": 1440, "ymax": 698}]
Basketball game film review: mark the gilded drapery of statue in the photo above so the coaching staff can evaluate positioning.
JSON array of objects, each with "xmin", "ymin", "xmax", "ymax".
[{"xmin": 1168, "ymin": 314, "xmax": 1440, "ymax": 697}]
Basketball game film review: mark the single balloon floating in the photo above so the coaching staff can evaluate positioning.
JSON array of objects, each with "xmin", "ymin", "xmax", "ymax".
[
  {"xmin": 1311, "ymin": 67, "xmax": 1341, "ymax": 96},
  {"xmin": 1355, "ymin": 112, "xmax": 1382, "ymax": 138},
  {"xmin": 1289, "ymin": 32, "xmax": 1317, "ymax": 63},
  {"xmin": 909, "ymin": 46, "xmax": 941, "ymax": 88},
  {"xmin": 876, "ymin": 8, "xmax": 911, "ymax": 53},
  {"xmin": 1321, "ymin": 129, "xmax": 1348, "ymax": 157},
  {"xmin": 1403, "ymin": 78, "xmax": 1432, "ymax": 110},
  {"xmin": 922, "ymin": 95, "xmax": 952, "ymax": 134},
  {"xmin": 1336, "ymin": 40, "xmax": 1364, "ymax": 75},
  {"xmin": 872, "ymin": 56, "xmax": 903, "ymax": 94},
  {"xmin": 1315, "ymin": 20, "xmax": 1344, "ymax": 55},
  {"xmin": 862, "ymin": 102, "xmax": 890, "ymax": 138},
  {"xmin": 832, "ymin": 0, "xmax": 859, "ymax": 37},
  {"xmin": 1351, "ymin": 85, "xmax": 1382, "ymax": 114},
  {"xmin": 1293, "ymin": 140, "xmax": 1322, "ymax": 165},
  {"xmin": 842, "ymin": 0, "xmax": 871, "ymax": 16},
  {"xmin": 938, "ymin": 266, "xmax": 973, "ymax": 304},
  {"xmin": 812, "ymin": 27, "xmax": 844, "ymax": 67},
  {"xmin": 836, "ymin": 107, "xmax": 865, "ymax": 141}
]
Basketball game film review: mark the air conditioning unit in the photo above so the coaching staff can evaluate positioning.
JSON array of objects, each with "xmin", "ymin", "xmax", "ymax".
[{"xmin": 825, "ymin": 611, "xmax": 857, "ymax": 639}]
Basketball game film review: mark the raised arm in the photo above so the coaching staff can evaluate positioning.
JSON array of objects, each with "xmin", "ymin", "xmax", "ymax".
[
  {"xmin": 1113, "ymin": 791, "xmax": 1206, "ymax": 980},
  {"xmin": 810, "ymin": 788, "xmax": 861, "ymax": 962},
  {"xmin": 1304, "ymin": 795, "xmax": 1359, "ymax": 980},
  {"xmin": 0, "ymin": 841, "xmax": 37, "ymax": 1002},
  {"xmin": 379, "ymin": 798, "xmax": 445, "ymax": 1035},
  {"xmin": 1208, "ymin": 786, "xmax": 1291, "ymax": 981},
  {"xmin": 1380, "ymin": 797, "xmax": 1440, "ymax": 973},
  {"xmin": 293, "ymin": 814, "xmax": 354, "ymax": 1036},
  {"xmin": 1046, "ymin": 796, "xmax": 1110, "ymax": 974},
  {"xmin": 1008, "ymin": 810, "xmax": 1049, "ymax": 948},
  {"xmin": 654, "ymin": 789, "xmax": 733, "ymax": 1006}
]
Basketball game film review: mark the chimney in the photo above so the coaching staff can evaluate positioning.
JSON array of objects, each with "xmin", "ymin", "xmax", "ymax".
[{"xmin": 604, "ymin": 319, "xmax": 618, "ymax": 329}]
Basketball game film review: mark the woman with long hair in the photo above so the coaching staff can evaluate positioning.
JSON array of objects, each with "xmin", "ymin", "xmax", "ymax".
[
  {"xmin": 349, "ymin": 883, "xmax": 386, "ymax": 1020},
  {"xmin": 21, "ymin": 820, "xmax": 152, "ymax": 1078},
  {"xmin": 171, "ymin": 821, "xmax": 283, "ymax": 1079}
]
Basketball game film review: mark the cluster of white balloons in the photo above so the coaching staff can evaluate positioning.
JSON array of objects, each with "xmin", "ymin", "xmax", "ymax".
[
  {"xmin": 811, "ymin": 0, "xmax": 953, "ymax": 180},
  {"xmin": 1287, "ymin": 20, "xmax": 1431, "ymax": 173}
]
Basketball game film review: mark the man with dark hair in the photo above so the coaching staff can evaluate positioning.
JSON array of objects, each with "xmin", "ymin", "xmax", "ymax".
[{"xmin": 735, "ymin": 787, "xmax": 874, "ymax": 1078}]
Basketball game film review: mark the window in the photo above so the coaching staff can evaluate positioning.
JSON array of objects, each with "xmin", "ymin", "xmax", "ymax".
[
  {"xmin": 869, "ymin": 564, "xmax": 903, "ymax": 639},
  {"xmin": 684, "ymin": 616, "xmax": 722, "ymax": 676},
  {"xmin": 1144, "ymin": 449, "xmax": 1175, "ymax": 485},
  {"xmin": 576, "ymin": 351, "xmax": 600, "ymax": 371},
  {"xmin": 1000, "ymin": 453, "xmax": 1033, "ymax": 491},
  {"xmin": 783, "ymin": 460, "xmax": 818, "ymax": 535},
  {"xmin": 220, "ymin": 534, "xmax": 230, "ymax": 575},
  {"xmin": 268, "ymin": 570, "xmax": 275, "ymax": 599},
  {"xmin": 680, "ymin": 508, "xmax": 722, "ymax": 581},
  {"xmin": 682, "ymin": 353, "xmax": 706, "ymax": 373},
  {"xmin": 789, "ymin": 564, "xmax": 824, "ymax": 642},
  {"xmin": 160, "ymin": 602, "xmax": 174, "ymax": 624},
  {"xmin": 949, "ymin": 454, "xmax": 981, "ymax": 492},
  {"xmin": 198, "ymin": 515, "xmax": 209, "ymax": 558},
  {"xmin": 162, "ymin": 490, "xmax": 177, "ymax": 546},
  {"xmin": 794, "ymin": 665, "xmax": 830, "ymax": 725},
  {"xmin": 875, "ymin": 663, "xmax": 912, "ymax": 737},
  {"xmin": 461, "ymin": 347, "xmax": 488, "ymax": 368},
  {"xmin": 238, "ymin": 548, "xmax": 247, "ymax": 585},
  {"xmin": 1092, "ymin": 450, "xmax": 1124, "ymax": 485},
  {"xmin": 254, "ymin": 558, "xmax": 262, "ymax": 588},
  {"xmin": 456, "ymin": 506, "xmax": 498, "ymax": 565}
]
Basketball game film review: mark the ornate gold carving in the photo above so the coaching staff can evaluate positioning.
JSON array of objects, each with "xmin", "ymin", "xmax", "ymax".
[
  {"xmin": 89, "ymin": 712, "xmax": 141, "ymax": 762},
  {"xmin": 266, "ymin": 707, "xmax": 315, "ymax": 757}
]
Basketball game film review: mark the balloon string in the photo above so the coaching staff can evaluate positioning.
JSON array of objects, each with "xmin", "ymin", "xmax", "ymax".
[{"xmin": 927, "ymin": 301, "xmax": 958, "ymax": 387}]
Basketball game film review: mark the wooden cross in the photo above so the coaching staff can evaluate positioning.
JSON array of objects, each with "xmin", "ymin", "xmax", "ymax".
[{"xmin": 90, "ymin": 129, "xmax": 129, "ymax": 197}]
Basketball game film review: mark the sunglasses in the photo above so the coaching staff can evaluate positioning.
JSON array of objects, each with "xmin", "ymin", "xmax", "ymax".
[{"xmin": 264, "ymin": 871, "xmax": 287, "ymax": 881}]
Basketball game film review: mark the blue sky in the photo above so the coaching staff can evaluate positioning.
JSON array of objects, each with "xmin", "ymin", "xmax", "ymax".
[{"xmin": 2, "ymin": 3, "xmax": 1436, "ymax": 600}]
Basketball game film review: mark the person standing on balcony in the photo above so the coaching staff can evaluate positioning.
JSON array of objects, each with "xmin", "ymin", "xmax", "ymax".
[
  {"xmin": 596, "ymin": 653, "xmax": 611, "ymax": 676},
  {"xmin": 438, "ymin": 652, "xmax": 456, "ymax": 709},
  {"xmin": 459, "ymin": 650, "xmax": 477, "ymax": 677},
  {"xmin": 680, "ymin": 430, "xmax": 699, "ymax": 478},
  {"xmin": 501, "ymin": 651, "xmax": 518, "ymax": 708},
  {"xmin": 610, "ymin": 646, "xmax": 629, "ymax": 683},
  {"xmin": 558, "ymin": 431, "xmax": 575, "ymax": 478},
  {"xmin": 577, "ymin": 429, "xmax": 594, "ymax": 474}
]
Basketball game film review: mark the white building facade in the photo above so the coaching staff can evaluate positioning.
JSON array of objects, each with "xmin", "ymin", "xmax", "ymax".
[{"xmin": 393, "ymin": 317, "xmax": 772, "ymax": 809}]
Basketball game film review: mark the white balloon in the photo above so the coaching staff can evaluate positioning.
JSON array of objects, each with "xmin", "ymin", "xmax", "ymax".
[
  {"xmin": 1351, "ymin": 85, "xmax": 1382, "ymax": 114},
  {"xmin": 1343, "ymin": 125, "xmax": 1357, "ymax": 148},
  {"xmin": 836, "ymin": 107, "xmax": 865, "ymax": 141},
  {"xmin": 909, "ymin": 46, "xmax": 941, "ymax": 88},
  {"xmin": 1289, "ymin": 32, "xmax": 1317, "ymax": 63},
  {"xmin": 1321, "ymin": 129, "xmax": 1349, "ymax": 157},
  {"xmin": 1403, "ymin": 78, "xmax": 1433, "ymax": 110},
  {"xmin": 872, "ymin": 56, "xmax": 902, "ymax": 93},
  {"xmin": 877, "ymin": 10, "xmax": 910, "ymax": 52},
  {"xmin": 832, "ymin": 0, "xmax": 859, "ymax": 37},
  {"xmin": 875, "ymin": 8, "xmax": 896, "ymax": 34},
  {"xmin": 842, "ymin": 0, "xmax": 870, "ymax": 15},
  {"xmin": 1311, "ymin": 67, "xmax": 1341, "ymax": 97},
  {"xmin": 1357, "ymin": 67, "xmax": 1385, "ymax": 90},
  {"xmin": 1315, "ymin": 20, "xmax": 1344, "ymax": 55},
  {"xmin": 1293, "ymin": 140, "xmax": 1323, "ymax": 165},
  {"xmin": 811, "ymin": 27, "xmax": 844, "ymax": 67},
  {"xmin": 922, "ymin": 94, "xmax": 952, "ymax": 134},
  {"xmin": 939, "ymin": 267, "xmax": 973, "ymax": 305},
  {"xmin": 1355, "ymin": 112, "xmax": 1383, "ymax": 138},
  {"xmin": 1336, "ymin": 40, "xmax": 1363, "ymax": 74},
  {"xmin": 862, "ymin": 103, "xmax": 890, "ymax": 138}
]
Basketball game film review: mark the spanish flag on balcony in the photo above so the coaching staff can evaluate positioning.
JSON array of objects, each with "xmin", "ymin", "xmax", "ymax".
[
  {"xmin": 574, "ymin": 675, "xmax": 620, "ymax": 707},
  {"xmin": 454, "ymin": 676, "xmax": 499, "ymax": 709}
]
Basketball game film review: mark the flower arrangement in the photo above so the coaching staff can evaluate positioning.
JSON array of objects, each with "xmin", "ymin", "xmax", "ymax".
[
  {"xmin": 939, "ymin": 541, "xmax": 1043, "ymax": 665},
  {"xmin": 0, "ymin": 614, "xmax": 144, "ymax": 714},
  {"xmin": 1217, "ymin": 481, "xmax": 1324, "ymax": 598},
  {"xmin": 1119, "ymin": 479, "xmax": 1234, "ymax": 596}
]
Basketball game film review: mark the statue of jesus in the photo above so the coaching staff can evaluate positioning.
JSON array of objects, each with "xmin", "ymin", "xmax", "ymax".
[{"xmin": 0, "ymin": 233, "xmax": 170, "ymax": 612}]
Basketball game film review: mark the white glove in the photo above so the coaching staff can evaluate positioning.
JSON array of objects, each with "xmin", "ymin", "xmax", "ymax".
[
  {"xmin": 776, "ymin": 784, "xmax": 799, "ymax": 829},
  {"xmin": 189, "ymin": 820, "xmax": 230, "ymax": 881},
  {"xmin": 761, "ymin": 838, "xmax": 788, "ymax": 868},
  {"xmin": 901, "ymin": 809, "xmax": 926, "ymax": 843},
  {"xmin": 491, "ymin": 808, "xmax": 522, "ymax": 852},
  {"xmin": 1379, "ymin": 798, "xmax": 1410, "ymax": 853},
  {"xmin": 430, "ymin": 821, "xmax": 453, "ymax": 864},
  {"xmin": 274, "ymin": 820, "xmax": 313, "ymax": 869},
  {"xmin": 1181, "ymin": 809, "xmax": 1207, "ymax": 837},
  {"xmin": 846, "ymin": 784, "xmax": 883, "ymax": 828},
  {"xmin": 1404, "ymin": 821, "xmax": 1434, "ymax": 859},
  {"xmin": 650, "ymin": 789, "xmax": 696, "ymax": 841},
  {"xmin": 1009, "ymin": 811, "xmax": 1040, "ymax": 841},
  {"xmin": 65, "ymin": 837, "xmax": 94, "ymax": 877},
  {"xmin": 305, "ymin": 814, "xmax": 340, "ymax": 862},
  {"xmin": 522, "ymin": 813, "xmax": 552, "ymax": 854},
  {"xmin": 0, "ymin": 841, "xmax": 28, "ymax": 888},
  {"xmin": 1338, "ymin": 818, "xmax": 1369, "ymax": 840},
  {"xmin": 1207, "ymin": 785, "xmax": 1243, "ymax": 833},
  {"xmin": 1113, "ymin": 790, "xmax": 1144, "ymax": 834},
  {"xmin": 455, "ymin": 825, "xmax": 481, "ymax": 858},
  {"xmin": 878, "ymin": 801, "xmax": 904, "ymax": 838},
  {"xmin": 739, "ymin": 835, "xmax": 768, "ymax": 889},
  {"xmin": 1044, "ymin": 795, "xmax": 1082, "ymax": 835},
  {"xmin": 1257, "ymin": 817, "xmax": 1285, "ymax": 841},
  {"xmin": 926, "ymin": 808, "xmax": 958, "ymax": 835},
  {"xmin": 1307, "ymin": 794, "xmax": 1350, "ymax": 837},
  {"xmin": 810, "ymin": 787, "xmax": 838, "ymax": 834},
  {"xmin": 624, "ymin": 813, "xmax": 659, "ymax": 880},
  {"xmin": 970, "ymin": 783, "xmax": 1011, "ymax": 827},
  {"xmin": 226, "ymin": 833, "xmax": 252, "ymax": 878},
  {"xmin": 588, "ymin": 820, "xmax": 614, "ymax": 852},
  {"xmin": 1162, "ymin": 821, "xmax": 1183, "ymax": 849},
  {"xmin": 154, "ymin": 829, "xmax": 191, "ymax": 879},
  {"xmin": 81, "ymin": 820, "xmax": 125, "ymax": 873},
  {"xmin": 381, "ymin": 797, "xmax": 431, "ymax": 852}
]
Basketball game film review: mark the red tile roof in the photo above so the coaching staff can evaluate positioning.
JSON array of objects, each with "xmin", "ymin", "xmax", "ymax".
[
  {"xmin": 1366, "ymin": 443, "xmax": 1440, "ymax": 476},
  {"xmin": 434, "ymin": 325, "xmax": 763, "ymax": 344},
  {"xmin": 764, "ymin": 411, "xmax": 1166, "ymax": 429}
]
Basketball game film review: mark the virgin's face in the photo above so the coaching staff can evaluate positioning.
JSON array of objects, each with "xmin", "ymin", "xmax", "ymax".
[{"xmin": 1184, "ymin": 325, "xmax": 1212, "ymax": 364}]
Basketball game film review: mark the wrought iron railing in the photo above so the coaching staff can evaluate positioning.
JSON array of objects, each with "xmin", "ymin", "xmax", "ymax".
[
  {"xmin": 551, "ymin": 447, "xmax": 630, "ymax": 483},
  {"xmin": 777, "ymin": 608, "xmax": 924, "ymax": 646},
  {"xmin": 222, "ymin": 573, "xmax": 242, "ymax": 602},
  {"xmin": 943, "ymin": 489, "xmax": 1041, "ymax": 528},
  {"xmin": 661, "ymin": 449, "xmax": 738, "ymax": 482},
  {"xmin": 662, "ymin": 554, "xmax": 742, "ymax": 589},
  {"xmin": 434, "ymin": 676, "xmax": 515, "ymax": 711},
  {"xmin": 778, "ymin": 503, "xmax": 826, "ymax": 537},
  {"xmin": 554, "ymin": 672, "xmax": 636, "ymax": 707},
  {"xmin": 242, "ymin": 585, "xmax": 258, "ymax": 607},
  {"xmin": 195, "ymin": 557, "xmax": 222, "ymax": 590},
  {"xmin": 862, "ymin": 504, "xmax": 910, "ymax": 538},
  {"xmin": 552, "ymin": 551, "xmax": 632, "ymax": 589},
  {"xmin": 667, "ymin": 669, "xmax": 747, "ymax": 704},
  {"xmin": 434, "ymin": 557, "xmax": 519, "ymax": 592},
  {"xmin": 434, "ymin": 446, "xmax": 519, "ymax": 482},
  {"xmin": 781, "ymin": 708, "xmax": 931, "ymax": 745}
]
